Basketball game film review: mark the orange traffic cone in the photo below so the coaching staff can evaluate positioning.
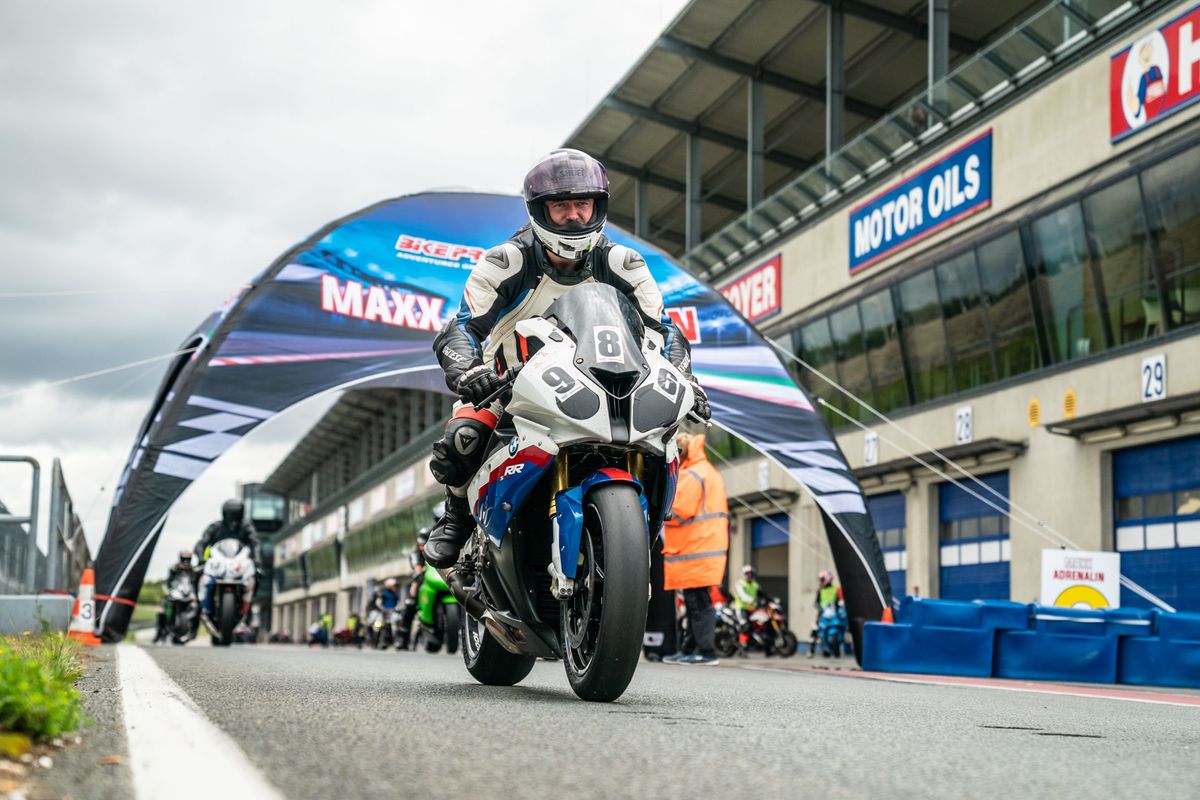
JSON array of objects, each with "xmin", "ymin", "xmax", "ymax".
[{"xmin": 67, "ymin": 568, "xmax": 102, "ymax": 646}]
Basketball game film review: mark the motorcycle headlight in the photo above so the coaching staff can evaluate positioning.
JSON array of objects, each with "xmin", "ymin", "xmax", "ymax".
[{"xmin": 208, "ymin": 562, "xmax": 226, "ymax": 578}]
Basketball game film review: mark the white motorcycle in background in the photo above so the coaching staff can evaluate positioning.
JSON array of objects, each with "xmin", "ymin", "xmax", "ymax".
[
  {"xmin": 165, "ymin": 571, "xmax": 199, "ymax": 645},
  {"xmin": 200, "ymin": 538, "xmax": 257, "ymax": 646}
]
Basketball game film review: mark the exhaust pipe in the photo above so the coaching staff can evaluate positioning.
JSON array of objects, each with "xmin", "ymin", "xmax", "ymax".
[
  {"xmin": 445, "ymin": 569, "xmax": 486, "ymax": 619},
  {"xmin": 446, "ymin": 569, "xmax": 524, "ymax": 655}
]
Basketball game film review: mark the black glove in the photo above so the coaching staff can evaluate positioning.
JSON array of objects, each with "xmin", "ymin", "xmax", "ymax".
[
  {"xmin": 690, "ymin": 378, "xmax": 711, "ymax": 421},
  {"xmin": 456, "ymin": 365, "xmax": 504, "ymax": 405}
]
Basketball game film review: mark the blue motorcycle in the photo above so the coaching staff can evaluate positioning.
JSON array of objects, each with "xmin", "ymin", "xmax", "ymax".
[{"xmin": 810, "ymin": 602, "xmax": 848, "ymax": 657}]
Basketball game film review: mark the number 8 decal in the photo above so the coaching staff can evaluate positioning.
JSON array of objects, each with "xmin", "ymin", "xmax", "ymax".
[{"xmin": 594, "ymin": 326, "xmax": 624, "ymax": 363}]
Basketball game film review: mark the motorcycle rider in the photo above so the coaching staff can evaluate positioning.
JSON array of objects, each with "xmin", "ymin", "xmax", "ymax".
[
  {"xmin": 423, "ymin": 148, "xmax": 709, "ymax": 569},
  {"xmin": 194, "ymin": 499, "xmax": 259, "ymax": 622},
  {"xmin": 731, "ymin": 564, "xmax": 762, "ymax": 657},
  {"xmin": 367, "ymin": 577, "xmax": 401, "ymax": 647},
  {"xmin": 195, "ymin": 499, "xmax": 260, "ymax": 564},
  {"xmin": 396, "ymin": 526, "xmax": 430, "ymax": 650},
  {"xmin": 809, "ymin": 569, "xmax": 844, "ymax": 657}
]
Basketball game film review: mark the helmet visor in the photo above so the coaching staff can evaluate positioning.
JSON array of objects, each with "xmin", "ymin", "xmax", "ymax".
[{"xmin": 524, "ymin": 151, "xmax": 608, "ymax": 202}]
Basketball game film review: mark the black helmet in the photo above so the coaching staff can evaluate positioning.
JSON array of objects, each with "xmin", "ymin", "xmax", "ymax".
[
  {"xmin": 523, "ymin": 149, "xmax": 609, "ymax": 261},
  {"xmin": 221, "ymin": 498, "xmax": 244, "ymax": 528},
  {"xmin": 416, "ymin": 527, "xmax": 430, "ymax": 548}
]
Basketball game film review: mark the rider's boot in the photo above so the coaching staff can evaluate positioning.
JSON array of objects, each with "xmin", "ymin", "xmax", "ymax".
[{"xmin": 424, "ymin": 491, "xmax": 473, "ymax": 568}]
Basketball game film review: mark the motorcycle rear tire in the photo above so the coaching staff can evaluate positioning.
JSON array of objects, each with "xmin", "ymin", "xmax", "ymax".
[
  {"xmin": 217, "ymin": 592, "xmax": 237, "ymax": 647},
  {"xmin": 561, "ymin": 484, "xmax": 649, "ymax": 703},
  {"xmin": 461, "ymin": 611, "xmax": 536, "ymax": 686}
]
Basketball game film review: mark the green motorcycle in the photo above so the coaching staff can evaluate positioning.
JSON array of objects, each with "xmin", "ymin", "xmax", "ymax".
[{"xmin": 417, "ymin": 566, "xmax": 461, "ymax": 654}]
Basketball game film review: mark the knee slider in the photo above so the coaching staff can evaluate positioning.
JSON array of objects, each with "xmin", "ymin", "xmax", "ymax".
[{"xmin": 429, "ymin": 417, "xmax": 491, "ymax": 487}]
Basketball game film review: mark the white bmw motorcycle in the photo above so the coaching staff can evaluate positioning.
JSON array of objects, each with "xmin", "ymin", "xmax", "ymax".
[
  {"xmin": 447, "ymin": 282, "xmax": 698, "ymax": 702},
  {"xmin": 200, "ymin": 538, "xmax": 257, "ymax": 646}
]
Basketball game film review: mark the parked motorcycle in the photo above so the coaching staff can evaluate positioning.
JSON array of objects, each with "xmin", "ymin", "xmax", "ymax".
[
  {"xmin": 367, "ymin": 608, "xmax": 396, "ymax": 650},
  {"xmin": 199, "ymin": 538, "xmax": 256, "ymax": 646},
  {"xmin": 810, "ymin": 602, "xmax": 848, "ymax": 657},
  {"xmin": 713, "ymin": 604, "xmax": 742, "ymax": 658},
  {"xmin": 165, "ymin": 571, "xmax": 199, "ymax": 645},
  {"xmin": 448, "ymin": 283, "xmax": 695, "ymax": 702},
  {"xmin": 418, "ymin": 567, "xmax": 460, "ymax": 654}
]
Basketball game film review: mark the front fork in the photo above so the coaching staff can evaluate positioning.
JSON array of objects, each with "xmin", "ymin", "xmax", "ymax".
[{"xmin": 548, "ymin": 451, "xmax": 645, "ymax": 599}]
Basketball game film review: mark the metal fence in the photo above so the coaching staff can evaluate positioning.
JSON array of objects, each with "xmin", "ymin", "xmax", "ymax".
[{"xmin": 0, "ymin": 455, "xmax": 92, "ymax": 595}]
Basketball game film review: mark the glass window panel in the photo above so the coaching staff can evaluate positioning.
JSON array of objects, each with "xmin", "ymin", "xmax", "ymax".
[
  {"xmin": 936, "ymin": 251, "xmax": 995, "ymax": 391},
  {"xmin": 859, "ymin": 289, "xmax": 909, "ymax": 413},
  {"xmin": 977, "ymin": 232, "xmax": 1041, "ymax": 378},
  {"xmin": 991, "ymin": 30, "xmax": 1048, "ymax": 75},
  {"xmin": 828, "ymin": 304, "xmax": 873, "ymax": 422},
  {"xmin": 797, "ymin": 317, "xmax": 843, "ymax": 426},
  {"xmin": 1116, "ymin": 496, "xmax": 1142, "ymax": 521},
  {"xmin": 958, "ymin": 517, "xmax": 980, "ymax": 539},
  {"xmin": 1177, "ymin": 488, "xmax": 1200, "ymax": 517},
  {"xmin": 866, "ymin": 118, "xmax": 914, "ymax": 154},
  {"xmin": 897, "ymin": 270, "xmax": 952, "ymax": 403},
  {"xmin": 1141, "ymin": 145, "xmax": 1200, "ymax": 327},
  {"xmin": 955, "ymin": 58, "xmax": 1011, "ymax": 96},
  {"xmin": 978, "ymin": 515, "xmax": 1001, "ymax": 537},
  {"xmin": 1025, "ymin": 6, "xmax": 1085, "ymax": 52},
  {"xmin": 1083, "ymin": 176, "xmax": 1159, "ymax": 344},
  {"xmin": 940, "ymin": 521, "xmax": 956, "ymax": 541},
  {"xmin": 1144, "ymin": 492, "xmax": 1173, "ymax": 519},
  {"xmin": 1031, "ymin": 203, "xmax": 1108, "ymax": 361}
]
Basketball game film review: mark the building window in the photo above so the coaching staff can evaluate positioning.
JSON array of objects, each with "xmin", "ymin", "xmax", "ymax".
[
  {"xmin": 936, "ymin": 250, "xmax": 995, "ymax": 392},
  {"xmin": 796, "ymin": 316, "xmax": 842, "ymax": 427},
  {"xmin": 829, "ymin": 304, "xmax": 873, "ymax": 422},
  {"xmin": 859, "ymin": 288, "xmax": 910, "ymax": 413},
  {"xmin": 1082, "ymin": 176, "xmax": 1159, "ymax": 344},
  {"xmin": 976, "ymin": 230, "xmax": 1042, "ymax": 379},
  {"xmin": 1031, "ymin": 202, "xmax": 1108, "ymax": 362},
  {"xmin": 1140, "ymin": 144, "xmax": 1200, "ymax": 329},
  {"xmin": 897, "ymin": 270, "xmax": 952, "ymax": 403}
]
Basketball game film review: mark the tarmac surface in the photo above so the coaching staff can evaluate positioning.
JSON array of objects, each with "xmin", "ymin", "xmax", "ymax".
[{"xmin": 39, "ymin": 641, "xmax": 1198, "ymax": 800}]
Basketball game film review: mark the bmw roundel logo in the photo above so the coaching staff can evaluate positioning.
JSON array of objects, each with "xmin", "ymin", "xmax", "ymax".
[{"xmin": 509, "ymin": 437, "xmax": 519, "ymax": 455}]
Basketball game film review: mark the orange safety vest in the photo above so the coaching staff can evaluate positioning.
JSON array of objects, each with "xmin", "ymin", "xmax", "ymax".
[{"xmin": 662, "ymin": 434, "xmax": 729, "ymax": 591}]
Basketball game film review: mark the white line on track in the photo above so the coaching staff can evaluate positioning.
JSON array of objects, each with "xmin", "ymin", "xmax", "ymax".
[{"xmin": 117, "ymin": 644, "xmax": 286, "ymax": 800}]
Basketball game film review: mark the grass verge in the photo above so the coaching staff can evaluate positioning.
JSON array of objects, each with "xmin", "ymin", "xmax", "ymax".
[{"xmin": 0, "ymin": 633, "xmax": 87, "ymax": 740}]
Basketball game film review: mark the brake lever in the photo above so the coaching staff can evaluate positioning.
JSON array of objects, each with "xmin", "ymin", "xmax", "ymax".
[
  {"xmin": 685, "ymin": 412, "xmax": 712, "ymax": 428},
  {"xmin": 470, "ymin": 363, "xmax": 524, "ymax": 411}
]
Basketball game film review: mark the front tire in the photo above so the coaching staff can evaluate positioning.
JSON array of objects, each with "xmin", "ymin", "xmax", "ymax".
[
  {"xmin": 561, "ymin": 484, "xmax": 649, "ymax": 702},
  {"xmin": 461, "ymin": 610, "xmax": 536, "ymax": 686},
  {"xmin": 217, "ymin": 591, "xmax": 237, "ymax": 646},
  {"xmin": 444, "ymin": 604, "xmax": 461, "ymax": 655},
  {"xmin": 779, "ymin": 630, "xmax": 798, "ymax": 658}
]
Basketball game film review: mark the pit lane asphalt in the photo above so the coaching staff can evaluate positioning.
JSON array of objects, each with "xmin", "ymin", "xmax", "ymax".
[{"xmin": 131, "ymin": 644, "xmax": 1199, "ymax": 800}]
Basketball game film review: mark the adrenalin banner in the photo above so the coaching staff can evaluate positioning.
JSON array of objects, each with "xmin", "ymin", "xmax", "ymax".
[{"xmin": 93, "ymin": 191, "xmax": 891, "ymax": 656}]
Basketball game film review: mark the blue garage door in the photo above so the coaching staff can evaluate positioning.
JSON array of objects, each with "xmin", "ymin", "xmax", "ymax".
[
  {"xmin": 868, "ymin": 492, "xmax": 906, "ymax": 596},
  {"xmin": 938, "ymin": 472, "xmax": 1010, "ymax": 601},
  {"xmin": 1113, "ymin": 436, "xmax": 1200, "ymax": 612},
  {"xmin": 751, "ymin": 514, "xmax": 789, "ymax": 549}
]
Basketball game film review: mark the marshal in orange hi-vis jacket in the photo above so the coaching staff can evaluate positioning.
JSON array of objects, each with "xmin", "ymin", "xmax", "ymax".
[{"xmin": 663, "ymin": 433, "xmax": 729, "ymax": 591}]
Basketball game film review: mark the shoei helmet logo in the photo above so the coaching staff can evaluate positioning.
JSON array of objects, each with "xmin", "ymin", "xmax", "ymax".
[{"xmin": 508, "ymin": 437, "xmax": 519, "ymax": 455}]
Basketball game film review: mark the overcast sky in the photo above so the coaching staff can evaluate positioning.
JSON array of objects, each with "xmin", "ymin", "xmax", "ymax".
[{"xmin": 0, "ymin": 0, "xmax": 689, "ymax": 580}]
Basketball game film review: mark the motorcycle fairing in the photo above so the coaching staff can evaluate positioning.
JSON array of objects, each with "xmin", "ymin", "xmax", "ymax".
[
  {"xmin": 553, "ymin": 468, "xmax": 647, "ymax": 581},
  {"xmin": 470, "ymin": 438, "xmax": 557, "ymax": 545}
]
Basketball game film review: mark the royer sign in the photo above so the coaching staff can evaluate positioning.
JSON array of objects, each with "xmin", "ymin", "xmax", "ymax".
[
  {"xmin": 1040, "ymin": 549, "xmax": 1121, "ymax": 609},
  {"xmin": 718, "ymin": 255, "xmax": 782, "ymax": 323},
  {"xmin": 848, "ymin": 130, "xmax": 993, "ymax": 273}
]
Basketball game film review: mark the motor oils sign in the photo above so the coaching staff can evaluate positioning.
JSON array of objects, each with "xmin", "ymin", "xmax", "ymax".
[
  {"xmin": 848, "ymin": 130, "xmax": 992, "ymax": 274},
  {"xmin": 1040, "ymin": 549, "xmax": 1121, "ymax": 609},
  {"xmin": 1110, "ymin": 3, "xmax": 1200, "ymax": 142},
  {"xmin": 718, "ymin": 255, "xmax": 781, "ymax": 323}
]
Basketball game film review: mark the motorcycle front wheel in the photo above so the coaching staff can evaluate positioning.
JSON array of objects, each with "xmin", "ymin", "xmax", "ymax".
[
  {"xmin": 217, "ymin": 592, "xmax": 237, "ymax": 647},
  {"xmin": 779, "ymin": 630, "xmax": 798, "ymax": 658},
  {"xmin": 561, "ymin": 484, "xmax": 649, "ymax": 703},
  {"xmin": 443, "ymin": 604, "xmax": 461, "ymax": 655}
]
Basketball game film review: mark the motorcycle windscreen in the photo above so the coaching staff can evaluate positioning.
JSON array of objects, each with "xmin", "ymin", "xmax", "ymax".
[{"xmin": 543, "ymin": 283, "xmax": 648, "ymax": 394}]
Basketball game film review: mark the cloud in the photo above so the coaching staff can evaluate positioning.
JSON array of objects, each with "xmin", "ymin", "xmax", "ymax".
[{"xmin": 1, "ymin": 0, "xmax": 688, "ymax": 580}]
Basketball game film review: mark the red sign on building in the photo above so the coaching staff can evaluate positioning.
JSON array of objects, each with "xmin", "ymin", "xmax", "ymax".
[
  {"xmin": 1110, "ymin": 4, "xmax": 1200, "ymax": 142},
  {"xmin": 718, "ymin": 255, "xmax": 782, "ymax": 324}
]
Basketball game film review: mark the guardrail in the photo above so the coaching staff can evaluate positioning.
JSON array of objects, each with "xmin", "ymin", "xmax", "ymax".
[{"xmin": 0, "ymin": 455, "xmax": 40, "ymax": 594}]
